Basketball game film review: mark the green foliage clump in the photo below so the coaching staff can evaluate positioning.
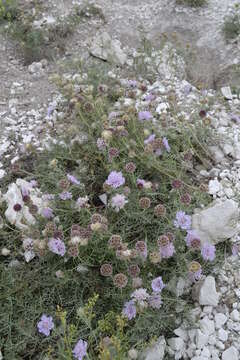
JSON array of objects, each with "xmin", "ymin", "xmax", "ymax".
[
  {"xmin": 0, "ymin": 0, "xmax": 19, "ymax": 22},
  {"xmin": 176, "ymin": 0, "xmax": 207, "ymax": 7},
  {"xmin": 223, "ymin": 13, "xmax": 240, "ymax": 40}
]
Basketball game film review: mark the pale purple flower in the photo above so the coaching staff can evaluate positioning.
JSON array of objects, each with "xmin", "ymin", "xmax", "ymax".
[
  {"xmin": 42, "ymin": 207, "xmax": 54, "ymax": 219},
  {"xmin": 37, "ymin": 314, "xmax": 54, "ymax": 336},
  {"xmin": 148, "ymin": 294, "xmax": 162, "ymax": 309},
  {"xmin": 231, "ymin": 114, "xmax": 240, "ymax": 124},
  {"xmin": 111, "ymin": 194, "xmax": 128, "ymax": 212},
  {"xmin": 131, "ymin": 288, "xmax": 150, "ymax": 306},
  {"xmin": 159, "ymin": 242, "xmax": 175, "ymax": 259},
  {"xmin": 182, "ymin": 84, "xmax": 192, "ymax": 96},
  {"xmin": 136, "ymin": 178, "xmax": 146, "ymax": 187},
  {"xmin": 144, "ymin": 134, "xmax": 155, "ymax": 145},
  {"xmin": 122, "ymin": 300, "xmax": 137, "ymax": 320},
  {"xmin": 48, "ymin": 238, "xmax": 66, "ymax": 256},
  {"xmin": 201, "ymin": 243, "xmax": 216, "ymax": 262},
  {"xmin": 59, "ymin": 191, "xmax": 72, "ymax": 200},
  {"xmin": 21, "ymin": 187, "xmax": 29, "ymax": 198},
  {"xmin": 42, "ymin": 193, "xmax": 55, "ymax": 201},
  {"xmin": 174, "ymin": 211, "xmax": 191, "ymax": 230},
  {"xmin": 76, "ymin": 196, "xmax": 89, "ymax": 209},
  {"xmin": 97, "ymin": 138, "xmax": 106, "ymax": 150},
  {"xmin": 151, "ymin": 276, "xmax": 165, "ymax": 293},
  {"xmin": 106, "ymin": 171, "xmax": 125, "ymax": 188},
  {"xmin": 185, "ymin": 230, "xmax": 201, "ymax": 248},
  {"xmin": 232, "ymin": 244, "xmax": 239, "ymax": 256},
  {"xmin": 67, "ymin": 174, "xmax": 80, "ymax": 185},
  {"xmin": 30, "ymin": 180, "xmax": 38, "ymax": 188},
  {"xmin": 138, "ymin": 111, "xmax": 153, "ymax": 121},
  {"xmin": 72, "ymin": 339, "xmax": 88, "ymax": 360},
  {"xmin": 47, "ymin": 105, "xmax": 55, "ymax": 117},
  {"xmin": 162, "ymin": 137, "xmax": 171, "ymax": 152},
  {"xmin": 144, "ymin": 93, "xmax": 155, "ymax": 101}
]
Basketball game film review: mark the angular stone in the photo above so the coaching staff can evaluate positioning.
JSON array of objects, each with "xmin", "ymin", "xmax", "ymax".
[
  {"xmin": 192, "ymin": 200, "xmax": 239, "ymax": 245},
  {"xmin": 214, "ymin": 313, "xmax": 227, "ymax": 329},
  {"xmin": 89, "ymin": 32, "xmax": 127, "ymax": 65},
  {"xmin": 221, "ymin": 86, "xmax": 233, "ymax": 100},
  {"xmin": 139, "ymin": 336, "xmax": 166, "ymax": 360},
  {"xmin": 193, "ymin": 276, "xmax": 220, "ymax": 306},
  {"xmin": 222, "ymin": 346, "xmax": 239, "ymax": 360},
  {"xmin": 168, "ymin": 337, "xmax": 185, "ymax": 352}
]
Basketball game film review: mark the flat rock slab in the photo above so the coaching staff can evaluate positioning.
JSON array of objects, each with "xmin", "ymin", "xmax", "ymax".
[{"xmin": 192, "ymin": 199, "xmax": 239, "ymax": 245}]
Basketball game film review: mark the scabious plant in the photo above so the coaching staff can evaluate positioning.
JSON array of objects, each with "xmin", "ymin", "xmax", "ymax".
[
  {"xmin": 73, "ymin": 339, "xmax": 88, "ymax": 360},
  {"xmin": 1, "ymin": 68, "xmax": 215, "ymax": 358},
  {"xmin": 201, "ymin": 243, "xmax": 216, "ymax": 262},
  {"xmin": 37, "ymin": 315, "xmax": 54, "ymax": 336},
  {"xmin": 106, "ymin": 171, "xmax": 125, "ymax": 188}
]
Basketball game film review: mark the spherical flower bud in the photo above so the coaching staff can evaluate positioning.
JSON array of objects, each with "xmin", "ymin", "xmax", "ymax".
[
  {"xmin": 68, "ymin": 245, "xmax": 79, "ymax": 258},
  {"xmin": 29, "ymin": 204, "xmax": 38, "ymax": 215},
  {"xmin": 91, "ymin": 213, "xmax": 102, "ymax": 224},
  {"xmin": 125, "ymin": 162, "xmax": 136, "ymax": 173},
  {"xmin": 100, "ymin": 263, "xmax": 113, "ymax": 277},
  {"xmin": 13, "ymin": 203, "xmax": 22, "ymax": 212},
  {"xmin": 149, "ymin": 251, "xmax": 161, "ymax": 264},
  {"xmin": 108, "ymin": 234, "xmax": 122, "ymax": 249},
  {"xmin": 102, "ymin": 130, "xmax": 113, "ymax": 141},
  {"xmin": 180, "ymin": 193, "xmax": 191, "ymax": 205},
  {"xmin": 139, "ymin": 197, "xmax": 151, "ymax": 209},
  {"xmin": 171, "ymin": 179, "xmax": 182, "ymax": 189},
  {"xmin": 154, "ymin": 204, "xmax": 166, "ymax": 217},
  {"xmin": 113, "ymin": 273, "xmax": 128, "ymax": 289},
  {"xmin": 135, "ymin": 241, "xmax": 147, "ymax": 259},
  {"xmin": 128, "ymin": 264, "xmax": 140, "ymax": 278},
  {"xmin": 188, "ymin": 261, "xmax": 202, "ymax": 282},
  {"xmin": 90, "ymin": 222, "xmax": 102, "ymax": 232}
]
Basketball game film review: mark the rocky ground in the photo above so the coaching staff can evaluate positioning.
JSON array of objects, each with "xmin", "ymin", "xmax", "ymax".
[{"xmin": 1, "ymin": 0, "xmax": 240, "ymax": 359}]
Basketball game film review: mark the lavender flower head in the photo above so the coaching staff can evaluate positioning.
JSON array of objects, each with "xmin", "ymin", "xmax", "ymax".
[
  {"xmin": 97, "ymin": 138, "xmax": 106, "ymax": 150},
  {"xmin": 185, "ymin": 230, "xmax": 201, "ymax": 249},
  {"xmin": 42, "ymin": 207, "xmax": 54, "ymax": 219},
  {"xmin": 111, "ymin": 194, "xmax": 128, "ymax": 212},
  {"xmin": 151, "ymin": 276, "xmax": 165, "ymax": 293},
  {"xmin": 138, "ymin": 111, "xmax": 153, "ymax": 121},
  {"xmin": 59, "ymin": 191, "xmax": 72, "ymax": 200},
  {"xmin": 72, "ymin": 339, "xmax": 88, "ymax": 360},
  {"xmin": 232, "ymin": 244, "xmax": 240, "ymax": 256},
  {"xmin": 144, "ymin": 134, "xmax": 155, "ymax": 145},
  {"xmin": 37, "ymin": 314, "xmax": 54, "ymax": 336},
  {"xmin": 67, "ymin": 174, "xmax": 80, "ymax": 185},
  {"xmin": 48, "ymin": 238, "xmax": 66, "ymax": 256},
  {"xmin": 122, "ymin": 300, "xmax": 137, "ymax": 320},
  {"xmin": 201, "ymin": 243, "xmax": 216, "ymax": 262},
  {"xmin": 162, "ymin": 137, "xmax": 171, "ymax": 152},
  {"xmin": 148, "ymin": 293, "xmax": 162, "ymax": 309},
  {"xmin": 131, "ymin": 288, "xmax": 149, "ymax": 307},
  {"xmin": 106, "ymin": 171, "xmax": 125, "ymax": 188},
  {"xmin": 174, "ymin": 211, "xmax": 191, "ymax": 230}
]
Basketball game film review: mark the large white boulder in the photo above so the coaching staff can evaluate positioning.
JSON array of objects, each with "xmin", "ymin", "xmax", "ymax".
[{"xmin": 192, "ymin": 200, "xmax": 239, "ymax": 245}]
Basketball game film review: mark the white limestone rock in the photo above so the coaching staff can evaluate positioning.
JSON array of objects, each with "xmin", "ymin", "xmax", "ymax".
[
  {"xmin": 89, "ymin": 32, "xmax": 127, "ymax": 65},
  {"xmin": 221, "ymin": 86, "xmax": 233, "ymax": 100},
  {"xmin": 193, "ymin": 276, "xmax": 220, "ymax": 306},
  {"xmin": 192, "ymin": 200, "xmax": 239, "ymax": 245},
  {"xmin": 222, "ymin": 346, "xmax": 239, "ymax": 360},
  {"xmin": 139, "ymin": 336, "xmax": 166, "ymax": 360},
  {"xmin": 214, "ymin": 313, "xmax": 228, "ymax": 329}
]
